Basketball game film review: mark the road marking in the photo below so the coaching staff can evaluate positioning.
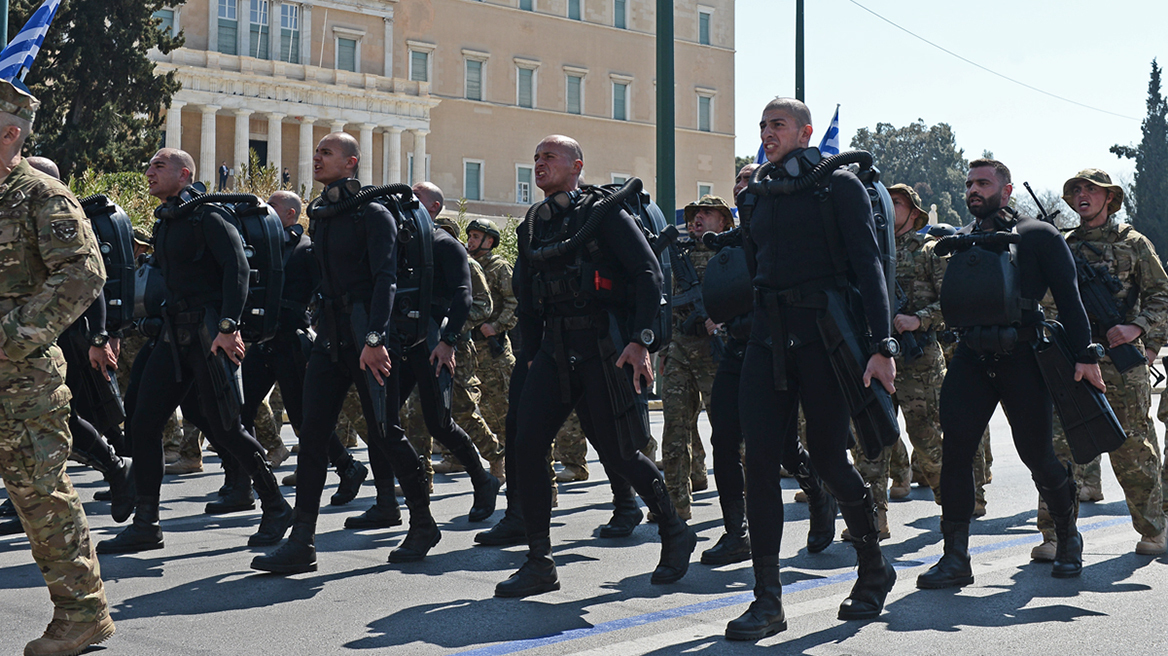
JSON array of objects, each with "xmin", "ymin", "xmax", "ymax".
[{"xmin": 456, "ymin": 517, "xmax": 1130, "ymax": 655}]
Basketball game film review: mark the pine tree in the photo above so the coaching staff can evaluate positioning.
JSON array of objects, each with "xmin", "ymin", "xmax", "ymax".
[
  {"xmin": 9, "ymin": 0, "xmax": 185, "ymax": 180},
  {"xmin": 1112, "ymin": 59, "xmax": 1168, "ymax": 257}
]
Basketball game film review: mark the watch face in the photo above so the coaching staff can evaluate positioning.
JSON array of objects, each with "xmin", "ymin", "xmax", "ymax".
[
  {"xmin": 365, "ymin": 332, "xmax": 383, "ymax": 347},
  {"xmin": 884, "ymin": 338, "xmax": 901, "ymax": 357},
  {"xmin": 219, "ymin": 319, "xmax": 234, "ymax": 333},
  {"xmin": 640, "ymin": 329, "xmax": 655, "ymax": 347}
]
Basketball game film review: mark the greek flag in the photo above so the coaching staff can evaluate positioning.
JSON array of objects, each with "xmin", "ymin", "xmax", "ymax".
[
  {"xmin": 0, "ymin": 0, "xmax": 62, "ymax": 82},
  {"xmin": 818, "ymin": 104, "xmax": 841, "ymax": 156}
]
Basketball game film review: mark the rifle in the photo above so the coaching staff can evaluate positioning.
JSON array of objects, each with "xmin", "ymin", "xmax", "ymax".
[
  {"xmin": 893, "ymin": 282, "xmax": 925, "ymax": 365},
  {"xmin": 1024, "ymin": 182, "xmax": 1061, "ymax": 226},
  {"xmin": 668, "ymin": 237, "xmax": 724, "ymax": 364},
  {"xmin": 1072, "ymin": 241, "xmax": 1146, "ymax": 374}
]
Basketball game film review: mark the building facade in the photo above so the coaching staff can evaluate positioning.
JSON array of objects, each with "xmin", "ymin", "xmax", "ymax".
[{"xmin": 151, "ymin": 0, "xmax": 735, "ymax": 218}]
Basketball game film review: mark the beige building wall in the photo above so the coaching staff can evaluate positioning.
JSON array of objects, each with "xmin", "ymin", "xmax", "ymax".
[{"xmin": 151, "ymin": 0, "xmax": 734, "ymax": 219}]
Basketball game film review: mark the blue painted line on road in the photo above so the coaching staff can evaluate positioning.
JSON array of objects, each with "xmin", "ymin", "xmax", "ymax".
[{"xmin": 457, "ymin": 517, "xmax": 1129, "ymax": 656}]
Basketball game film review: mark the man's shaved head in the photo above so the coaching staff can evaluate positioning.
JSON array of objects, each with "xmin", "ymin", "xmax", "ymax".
[
  {"xmin": 412, "ymin": 181, "xmax": 445, "ymax": 220},
  {"xmin": 537, "ymin": 134, "xmax": 583, "ymax": 162},
  {"xmin": 325, "ymin": 132, "xmax": 360, "ymax": 163},
  {"xmin": 763, "ymin": 97, "xmax": 813, "ymax": 128},
  {"xmin": 26, "ymin": 156, "xmax": 59, "ymax": 179},
  {"xmin": 268, "ymin": 190, "xmax": 302, "ymax": 227},
  {"xmin": 154, "ymin": 147, "xmax": 197, "ymax": 182}
]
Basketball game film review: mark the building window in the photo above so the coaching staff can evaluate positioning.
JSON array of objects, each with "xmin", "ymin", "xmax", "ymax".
[
  {"xmin": 614, "ymin": 0, "xmax": 626, "ymax": 29},
  {"xmin": 516, "ymin": 166, "xmax": 533, "ymax": 204},
  {"xmin": 566, "ymin": 74, "xmax": 583, "ymax": 114},
  {"xmin": 337, "ymin": 37, "xmax": 357, "ymax": 72},
  {"xmin": 218, "ymin": 0, "xmax": 238, "ymax": 56},
  {"xmin": 249, "ymin": 0, "xmax": 270, "ymax": 59},
  {"xmin": 517, "ymin": 67, "xmax": 535, "ymax": 108},
  {"xmin": 612, "ymin": 174, "xmax": 629, "ymax": 185},
  {"xmin": 698, "ymin": 95, "xmax": 711, "ymax": 132},
  {"xmin": 519, "ymin": 0, "xmax": 533, "ymax": 10},
  {"xmin": 279, "ymin": 4, "xmax": 300, "ymax": 63},
  {"xmin": 612, "ymin": 81, "xmax": 628, "ymax": 121},
  {"xmin": 410, "ymin": 50, "xmax": 430, "ymax": 82},
  {"xmin": 464, "ymin": 160, "xmax": 484, "ymax": 201},
  {"xmin": 698, "ymin": 183, "xmax": 713, "ymax": 198},
  {"xmin": 699, "ymin": 9, "xmax": 712, "ymax": 45},
  {"xmin": 154, "ymin": 9, "xmax": 175, "ymax": 34},
  {"xmin": 568, "ymin": 0, "xmax": 581, "ymax": 20},
  {"xmin": 466, "ymin": 60, "xmax": 483, "ymax": 101}
]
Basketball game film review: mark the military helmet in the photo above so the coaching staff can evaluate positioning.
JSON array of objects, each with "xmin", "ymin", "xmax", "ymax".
[
  {"xmin": 683, "ymin": 195, "xmax": 735, "ymax": 229},
  {"xmin": 888, "ymin": 183, "xmax": 929, "ymax": 231},
  {"xmin": 434, "ymin": 216, "xmax": 460, "ymax": 239},
  {"xmin": 466, "ymin": 218, "xmax": 501, "ymax": 248},
  {"xmin": 1062, "ymin": 168, "xmax": 1124, "ymax": 216},
  {"xmin": 927, "ymin": 223, "xmax": 957, "ymax": 238}
]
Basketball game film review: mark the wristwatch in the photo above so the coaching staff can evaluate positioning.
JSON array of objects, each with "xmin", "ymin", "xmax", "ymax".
[
  {"xmin": 635, "ymin": 328, "xmax": 656, "ymax": 349},
  {"xmin": 440, "ymin": 331, "xmax": 460, "ymax": 347},
  {"xmin": 88, "ymin": 331, "xmax": 110, "ymax": 348},
  {"xmin": 1080, "ymin": 343, "xmax": 1105, "ymax": 364},
  {"xmin": 876, "ymin": 337, "xmax": 901, "ymax": 358},
  {"xmin": 217, "ymin": 318, "xmax": 238, "ymax": 335},
  {"xmin": 365, "ymin": 332, "xmax": 385, "ymax": 348}
]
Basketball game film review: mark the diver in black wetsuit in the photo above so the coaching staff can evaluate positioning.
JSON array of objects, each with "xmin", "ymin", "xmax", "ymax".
[
  {"xmin": 495, "ymin": 135, "xmax": 696, "ymax": 598},
  {"xmin": 917, "ymin": 158, "xmax": 1105, "ymax": 589},
  {"xmin": 726, "ymin": 98, "xmax": 898, "ymax": 641},
  {"xmin": 251, "ymin": 132, "xmax": 438, "ymax": 574}
]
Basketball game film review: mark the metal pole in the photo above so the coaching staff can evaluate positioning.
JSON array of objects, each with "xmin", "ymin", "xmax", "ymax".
[
  {"xmin": 656, "ymin": 0, "xmax": 675, "ymax": 222},
  {"xmin": 795, "ymin": 0, "xmax": 804, "ymax": 100},
  {"xmin": 1, "ymin": 0, "xmax": 9, "ymax": 50}
]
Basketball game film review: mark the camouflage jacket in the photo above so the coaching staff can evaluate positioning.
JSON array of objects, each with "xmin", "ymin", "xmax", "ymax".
[
  {"xmin": 672, "ymin": 241, "xmax": 714, "ymax": 332},
  {"xmin": 894, "ymin": 230, "xmax": 946, "ymax": 331},
  {"xmin": 1064, "ymin": 220, "xmax": 1168, "ymax": 351},
  {"xmin": 474, "ymin": 251, "xmax": 517, "ymax": 334},
  {"xmin": 467, "ymin": 257, "xmax": 494, "ymax": 327},
  {"xmin": 0, "ymin": 159, "xmax": 105, "ymax": 414}
]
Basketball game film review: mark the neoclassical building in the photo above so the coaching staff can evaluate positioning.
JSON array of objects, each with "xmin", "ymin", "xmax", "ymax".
[{"xmin": 151, "ymin": 0, "xmax": 735, "ymax": 217}]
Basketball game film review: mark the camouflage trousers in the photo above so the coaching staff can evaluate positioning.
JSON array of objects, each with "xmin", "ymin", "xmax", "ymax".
[
  {"xmin": 337, "ymin": 387, "xmax": 364, "ymax": 449},
  {"xmin": 1040, "ymin": 362, "xmax": 1165, "ymax": 539},
  {"xmin": 473, "ymin": 337, "xmax": 516, "ymax": 445},
  {"xmin": 1156, "ymin": 388, "xmax": 1168, "ymax": 515},
  {"xmin": 553, "ymin": 410, "xmax": 587, "ymax": 473},
  {"xmin": 0, "ymin": 401, "xmax": 107, "ymax": 622},
  {"xmin": 446, "ymin": 340, "xmax": 502, "ymax": 464},
  {"xmin": 660, "ymin": 334, "xmax": 713, "ymax": 517}
]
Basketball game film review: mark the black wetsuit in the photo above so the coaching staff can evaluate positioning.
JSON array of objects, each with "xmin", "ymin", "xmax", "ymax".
[
  {"xmin": 513, "ymin": 192, "xmax": 671, "ymax": 545},
  {"xmin": 293, "ymin": 181, "xmax": 428, "ymax": 524},
  {"xmin": 939, "ymin": 214, "xmax": 1092, "ymax": 522},
  {"xmin": 61, "ymin": 290, "xmax": 126, "ymax": 474},
  {"xmin": 740, "ymin": 166, "xmax": 891, "ymax": 558}
]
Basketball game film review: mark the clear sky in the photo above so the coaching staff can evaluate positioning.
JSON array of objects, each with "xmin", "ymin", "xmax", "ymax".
[{"xmin": 734, "ymin": 0, "xmax": 1166, "ymax": 202}]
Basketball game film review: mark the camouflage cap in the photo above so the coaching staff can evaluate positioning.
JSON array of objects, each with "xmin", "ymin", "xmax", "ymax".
[
  {"xmin": 0, "ymin": 79, "xmax": 38, "ymax": 122},
  {"xmin": 683, "ymin": 195, "xmax": 735, "ymax": 228},
  {"xmin": 1062, "ymin": 168, "xmax": 1123, "ymax": 216},
  {"xmin": 132, "ymin": 227, "xmax": 152, "ymax": 247},
  {"xmin": 434, "ymin": 216, "xmax": 460, "ymax": 239},
  {"xmin": 887, "ymin": 183, "xmax": 928, "ymax": 230}
]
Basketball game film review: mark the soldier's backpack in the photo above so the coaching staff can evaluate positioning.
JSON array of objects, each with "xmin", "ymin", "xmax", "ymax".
[
  {"xmin": 79, "ymin": 195, "xmax": 136, "ymax": 334},
  {"xmin": 154, "ymin": 185, "xmax": 285, "ymax": 343}
]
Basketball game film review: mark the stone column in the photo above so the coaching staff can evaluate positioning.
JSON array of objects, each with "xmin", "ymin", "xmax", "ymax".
[
  {"xmin": 269, "ymin": 1, "xmax": 281, "ymax": 60},
  {"xmin": 330, "ymin": 119, "xmax": 347, "ymax": 135},
  {"xmin": 199, "ymin": 105, "xmax": 220, "ymax": 187},
  {"xmin": 267, "ymin": 112, "xmax": 285, "ymax": 170},
  {"xmin": 359, "ymin": 123, "xmax": 375, "ymax": 183},
  {"xmin": 411, "ymin": 129, "xmax": 429, "ymax": 184},
  {"xmin": 207, "ymin": 1, "xmax": 218, "ymax": 53},
  {"xmin": 239, "ymin": 8, "xmax": 250, "ymax": 59},
  {"xmin": 298, "ymin": 116, "xmax": 316, "ymax": 193},
  {"xmin": 165, "ymin": 100, "xmax": 186, "ymax": 149},
  {"xmin": 383, "ymin": 16, "xmax": 394, "ymax": 77},
  {"xmin": 233, "ymin": 109, "xmax": 255, "ymax": 186},
  {"xmin": 384, "ymin": 127, "xmax": 402, "ymax": 184},
  {"xmin": 300, "ymin": 5, "xmax": 312, "ymax": 66}
]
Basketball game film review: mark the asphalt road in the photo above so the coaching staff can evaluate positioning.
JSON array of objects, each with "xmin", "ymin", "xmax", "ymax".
[{"xmin": 2, "ymin": 404, "xmax": 1166, "ymax": 656}]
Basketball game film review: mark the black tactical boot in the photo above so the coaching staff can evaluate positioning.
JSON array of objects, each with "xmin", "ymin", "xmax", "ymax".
[
  {"xmin": 702, "ymin": 495, "xmax": 751, "ymax": 566},
  {"xmin": 599, "ymin": 482, "xmax": 644, "ymax": 538},
  {"xmin": 248, "ymin": 455, "xmax": 294, "ymax": 547},
  {"xmin": 837, "ymin": 488, "xmax": 896, "ymax": 620},
  {"xmin": 793, "ymin": 455, "xmax": 837, "ymax": 553},
  {"xmin": 251, "ymin": 515, "xmax": 317, "ymax": 574},
  {"xmin": 495, "ymin": 532, "xmax": 559, "ymax": 597},
  {"xmin": 329, "ymin": 456, "xmax": 368, "ymax": 506},
  {"xmin": 0, "ymin": 516, "xmax": 22, "ymax": 535},
  {"xmin": 725, "ymin": 556, "xmax": 786, "ymax": 640},
  {"xmin": 0, "ymin": 497, "xmax": 16, "ymax": 516},
  {"xmin": 916, "ymin": 520, "xmax": 974, "ymax": 589},
  {"xmin": 96, "ymin": 496, "xmax": 164, "ymax": 553},
  {"xmin": 76, "ymin": 436, "xmax": 135, "ymax": 524},
  {"xmin": 475, "ymin": 497, "xmax": 526, "ymax": 546},
  {"xmin": 345, "ymin": 481, "xmax": 402, "ymax": 529},
  {"xmin": 1043, "ymin": 476, "xmax": 1083, "ymax": 578},
  {"xmin": 449, "ymin": 442, "xmax": 501, "ymax": 522},
  {"xmin": 388, "ymin": 468, "xmax": 441, "ymax": 563},
  {"xmin": 647, "ymin": 479, "xmax": 697, "ymax": 584},
  {"xmin": 206, "ymin": 457, "xmax": 256, "ymax": 514}
]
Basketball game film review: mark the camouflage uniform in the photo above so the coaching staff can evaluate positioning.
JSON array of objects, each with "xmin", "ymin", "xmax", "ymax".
[
  {"xmin": 660, "ymin": 241, "xmax": 715, "ymax": 518},
  {"xmin": 471, "ymin": 250, "xmax": 519, "ymax": 441},
  {"xmin": 553, "ymin": 410, "xmax": 588, "ymax": 474},
  {"xmin": 0, "ymin": 158, "xmax": 108, "ymax": 623},
  {"xmin": 1039, "ymin": 219, "xmax": 1168, "ymax": 542}
]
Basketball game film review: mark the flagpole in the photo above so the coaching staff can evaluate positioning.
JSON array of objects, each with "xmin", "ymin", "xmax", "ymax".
[
  {"xmin": 1, "ymin": 0, "xmax": 9, "ymax": 50},
  {"xmin": 795, "ymin": 0, "xmax": 804, "ymax": 101}
]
